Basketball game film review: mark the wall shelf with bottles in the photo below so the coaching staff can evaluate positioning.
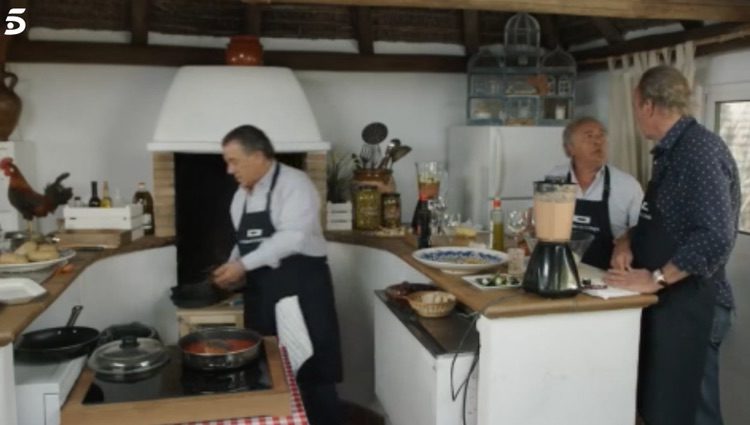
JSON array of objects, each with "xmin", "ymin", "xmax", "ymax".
[{"xmin": 466, "ymin": 13, "xmax": 576, "ymax": 126}]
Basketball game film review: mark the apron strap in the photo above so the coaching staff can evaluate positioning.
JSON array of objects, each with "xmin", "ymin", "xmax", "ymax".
[
  {"xmin": 565, "ymin": 165, "xmax": 610, "ymax": 202},
  {"xmin": 265, "ymin": 162, "xmax": 281, "ymax": 212}
]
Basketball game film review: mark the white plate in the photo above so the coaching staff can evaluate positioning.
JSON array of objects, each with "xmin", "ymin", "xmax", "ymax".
[
  {"xmin": 0, "ymin": 277, "xmax": 46, "ymax": 304},
  {"xmin": 412, "ymin": 247, "xmax": 507, "ymax": 275},
  {"xmin": 0, "ymin": 249, "xmax": 76, "ymax": 273},
  {"xmin": 462, "ymin": 273, "xmax": 522, "ymax": 291}
]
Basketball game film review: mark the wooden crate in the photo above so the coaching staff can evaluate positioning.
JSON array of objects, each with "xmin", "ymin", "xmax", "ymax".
[{"xmin": 56, "ymin": 228, "xmax": 144, "ymax": 249}]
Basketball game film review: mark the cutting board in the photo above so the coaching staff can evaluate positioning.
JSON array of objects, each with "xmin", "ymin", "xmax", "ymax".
[{"xmin": 56, "ymin": 227, "xmax": 144, "ymax": 249}]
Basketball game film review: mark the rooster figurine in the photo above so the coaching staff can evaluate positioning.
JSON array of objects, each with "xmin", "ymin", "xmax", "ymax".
[{"xmin": 0, "ymin": 157, "xmax": 73, "ymax": 236}]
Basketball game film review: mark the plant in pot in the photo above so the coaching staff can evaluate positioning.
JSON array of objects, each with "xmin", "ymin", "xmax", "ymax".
[{"xmin": 326, "ymin": 151, "xmax": 355, "ymax": 231}]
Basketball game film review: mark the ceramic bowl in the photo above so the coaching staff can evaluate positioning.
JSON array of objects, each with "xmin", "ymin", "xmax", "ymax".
[{"xmin": 412, "ymin": 247, "xmax": 507, "ymax": 275}]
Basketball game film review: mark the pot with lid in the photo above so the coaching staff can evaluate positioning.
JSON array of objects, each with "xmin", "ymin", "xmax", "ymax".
[
  {"xmin": 99, "ymin": 322, "xmax": 159, "ymax": 345},
  {"xmin": 87, "ymin": 335, "xmax": 169, "ymax": 382}
]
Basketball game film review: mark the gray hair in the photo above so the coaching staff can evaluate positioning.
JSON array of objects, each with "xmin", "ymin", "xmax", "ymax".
[
  {"xmin": 221, "ymin": 125, "xmax": 275, "ymax": 158},
  {"xmin": 562, "ymin": 116, "xmax": 606, "ymax": 150},
  {"xmin": 636, "ymin": 65, "xmax": 692, "ymax": 115}
]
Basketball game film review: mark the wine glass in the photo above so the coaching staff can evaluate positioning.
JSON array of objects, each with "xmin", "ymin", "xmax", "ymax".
[
  {"xmin": 443, "ymin": 213, "xmax": 462, "ymax": 244},
  {"xmin": 505, "ymin": 209, "xmax": 529, "ymax": 245}
]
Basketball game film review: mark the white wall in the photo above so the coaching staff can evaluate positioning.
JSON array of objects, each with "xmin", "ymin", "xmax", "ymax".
[
  {"xmin": 298, "ymin": 71, "xmax": 466, "ymax": 219},
  {"xmin": 5, "ymin": 65, "xmax": 467, "ymax": 229},
  {"xmin": 6, "ymin": 63, "xmax": 175, "ymax": 232}
]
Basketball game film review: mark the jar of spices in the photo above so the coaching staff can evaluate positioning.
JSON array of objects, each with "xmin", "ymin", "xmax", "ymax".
[
  {"xmin": 354, "ymin": 185, "xmax": 381, "ymax": 231},
  {"xmin": 381, "ymin": 193, "xmax": 401, "ymax": 228}
]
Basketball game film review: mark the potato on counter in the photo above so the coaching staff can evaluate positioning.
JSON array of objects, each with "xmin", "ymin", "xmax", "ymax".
[
  {"xmin": 14, "ymin": 241, "xmax": 37, "ymax": 256},
  {"xmin": 0, "ymin": 252, "xmax": 29, "ymax": 264},
  {"xmin": 1, "ymin": 241, "xmax": 61, "ymax": 264}
]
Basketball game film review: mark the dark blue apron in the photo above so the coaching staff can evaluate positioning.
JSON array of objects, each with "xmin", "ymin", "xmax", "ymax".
[
  {"xmin": 631, "ymin": 123, "xmax": 715, "ymax": 425},
  {"xmin": 566, "ymin": 166, "xmax": 614, "ymax": 270},
  {"xmin": 236, "ymin": 163, "xmax": 342, "ymax": 384}
]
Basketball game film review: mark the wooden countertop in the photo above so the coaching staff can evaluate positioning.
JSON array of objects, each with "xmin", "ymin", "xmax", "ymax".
[
  {"xmin": 0, "ymin": 236, "xmax": 174, "ymax": 347},
  {"xmin": 325, "ymin": 231, "xmax": 657, "ymax": 319}
]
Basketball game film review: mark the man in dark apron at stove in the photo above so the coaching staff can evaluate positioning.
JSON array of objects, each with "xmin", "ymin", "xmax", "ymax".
[
  {"xmin": 213, "ymin": 125, "xmax": 343, "ymax": 425},
  {"xmin": 606, "ymin": 66, "xmax": 740, "ymax": 425},
  {"xmin": 546, "ymin": 116, "xmax": 643, "ymax": 270}
]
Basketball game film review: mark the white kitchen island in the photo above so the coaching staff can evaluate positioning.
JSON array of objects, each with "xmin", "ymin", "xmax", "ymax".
[{"xmin": 326, "ymin": 232, "xmax": 656, "ymax": 425}]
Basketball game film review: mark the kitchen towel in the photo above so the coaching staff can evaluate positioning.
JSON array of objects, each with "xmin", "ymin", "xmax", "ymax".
[
  {"xmin": 583, "ymin": 284, "xmax": 640, "ymax": 299},
  {"xmin": 275, "ymin": 295, "xmax": 314, "ymax": 375}
]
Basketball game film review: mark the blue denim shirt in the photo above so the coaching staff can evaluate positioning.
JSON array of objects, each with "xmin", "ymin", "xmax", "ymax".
[{"xmin": 650, "ymin": 116, "xmax": 741, "ymax": 308}]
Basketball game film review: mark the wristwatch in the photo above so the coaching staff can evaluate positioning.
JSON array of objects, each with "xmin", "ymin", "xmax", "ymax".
[{"xmin": 652, "ymin": 268, "xmax": 668, "ymax": 288}]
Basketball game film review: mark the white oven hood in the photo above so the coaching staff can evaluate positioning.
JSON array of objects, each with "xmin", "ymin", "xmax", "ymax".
[{"xmin": 148, "ymin": 66, "xmax": 330, "ymax": 154}]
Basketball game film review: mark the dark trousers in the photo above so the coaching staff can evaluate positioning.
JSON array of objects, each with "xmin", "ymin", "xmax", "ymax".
[
  {"xmin": 299, "ymin": 382, "xmax": 343, "ymax": 425},
  {"xmin": 695, "ymin": 304, "xmax": 733, "ymax": 425}
]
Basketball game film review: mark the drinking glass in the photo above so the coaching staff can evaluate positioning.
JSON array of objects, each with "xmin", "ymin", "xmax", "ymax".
[{"xmin": 505, "ymin": 209, "xmax": 529, "ymax": 244}]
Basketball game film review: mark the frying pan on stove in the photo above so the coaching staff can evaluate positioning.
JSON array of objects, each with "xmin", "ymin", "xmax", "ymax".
[{"xmin": 15, "ymin": 305, "xmax": 100, "ymax": 363}]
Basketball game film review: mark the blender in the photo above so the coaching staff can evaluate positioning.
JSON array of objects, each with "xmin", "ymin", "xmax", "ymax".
[
  {"xmin": 522, "ymin": 179, "xmax": 581, "ymax": 298},
  {"xmin": 411, "ymin": 161, "xmax": 444, "ymax": 235}
]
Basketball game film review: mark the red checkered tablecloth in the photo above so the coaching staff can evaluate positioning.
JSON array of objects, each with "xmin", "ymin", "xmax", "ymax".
[{"xmin": 184, "ymin": 346, "xmax": 308, "ymax": 425}]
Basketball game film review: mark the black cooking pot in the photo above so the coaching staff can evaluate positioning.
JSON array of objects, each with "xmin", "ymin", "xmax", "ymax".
[
  {"xmin": 15, "ymin": 305, "xmax": 100, "ymax": 363},
  {"xmin": 99, "ymin": 322, "xmax": 159, "ymax": 345},
  {"xmin": 179, "ymin": 327, "xmax": 262, "ymax": 371}
]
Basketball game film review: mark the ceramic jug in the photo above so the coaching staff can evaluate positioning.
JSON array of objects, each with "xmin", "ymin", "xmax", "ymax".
[
  {"xmin": 226, "ymin": 35, "xmax": 263, "ymax": 66},
  {"xmin": 0, "ymin": 71, "xmax": 21, "ymax": 140}
]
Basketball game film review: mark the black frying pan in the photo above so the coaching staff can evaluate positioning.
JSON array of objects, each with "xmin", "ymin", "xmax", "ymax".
[{"xmin": 14, "ymin": 305, "xmax": 100, "ymax": 363}]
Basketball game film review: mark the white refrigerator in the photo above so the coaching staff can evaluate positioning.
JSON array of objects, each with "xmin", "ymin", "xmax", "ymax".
[{"xmin": 446, "ymin": 126, "xmax": 567, "ymax": 230}]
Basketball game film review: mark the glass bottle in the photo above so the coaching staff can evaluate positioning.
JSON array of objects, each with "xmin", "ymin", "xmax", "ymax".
[
  {"xmin": 88, "ymin": 181, "xmax": 101, "ymax": 207},
  {"xmin": 133, "ymin": 182, "xmax": 155, "ymax": 235},
  {"xmin": 417, "ymin": 198, "xmax": 432, "ymax": 249},
  {"xmin": 489, "ymin": 198, "xmax": 504, "ymax": 251},
  {"xmin": 100, "ymin": 181, "xmax": 113, "ymax": 208}
]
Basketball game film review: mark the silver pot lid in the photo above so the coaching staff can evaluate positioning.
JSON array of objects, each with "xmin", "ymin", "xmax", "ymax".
[{"xmin": 88, "ymin": 335, "xmax": 168, "ymax": 376}]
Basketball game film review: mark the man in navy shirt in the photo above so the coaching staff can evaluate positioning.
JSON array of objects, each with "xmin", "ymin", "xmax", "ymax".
[{"xmin": 606, "ymin": 66, "xmax": 740, "ymax": 425}]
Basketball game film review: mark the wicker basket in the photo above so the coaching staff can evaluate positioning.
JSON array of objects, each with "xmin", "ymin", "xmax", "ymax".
[{"xmin": 406, "ymin": 291, "xmax": 456, "ymax": 318}]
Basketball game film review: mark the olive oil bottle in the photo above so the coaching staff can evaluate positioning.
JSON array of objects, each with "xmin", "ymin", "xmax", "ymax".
[{"xmin": 489, "ymin": 198, "xmax": 504, "ymax": 251}]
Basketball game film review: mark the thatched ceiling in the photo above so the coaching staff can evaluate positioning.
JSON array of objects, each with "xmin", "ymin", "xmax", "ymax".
[{"xmin": 3, "ymin": 0, "xmax": 750, "ymax": 72}]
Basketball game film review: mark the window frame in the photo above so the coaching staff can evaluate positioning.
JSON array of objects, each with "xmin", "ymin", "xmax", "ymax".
[{"xmin": 705, "ymin": 81, "xmax": 750, "ymax": 235}]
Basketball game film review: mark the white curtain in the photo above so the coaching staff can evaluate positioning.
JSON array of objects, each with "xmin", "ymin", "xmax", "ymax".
[{"xmin": 607, "ymin": 41, "xmax": 700, "ymax": 187}]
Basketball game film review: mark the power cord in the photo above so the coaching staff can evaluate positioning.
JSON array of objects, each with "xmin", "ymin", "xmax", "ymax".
[{"xmin": 449, "ymin": 292, "xmax": 525, "ymax": 425}]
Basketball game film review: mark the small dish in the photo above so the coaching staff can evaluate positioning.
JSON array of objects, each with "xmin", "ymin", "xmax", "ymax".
[
  {"xmin": 462, "ymin": 273, "xmax": 522, "ymax": 291},
  {"xmin": 0, "ymin": 277, "xmax": 46, "ymax": 304},
  {"xmin": 412, "ymin": 247, "xmax": 506, "ymax": 275}
]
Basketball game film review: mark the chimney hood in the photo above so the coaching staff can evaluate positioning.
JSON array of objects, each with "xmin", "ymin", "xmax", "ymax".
[{"xmin": 148, "ymin": 66, "xmax": 330, "ymax": 153}]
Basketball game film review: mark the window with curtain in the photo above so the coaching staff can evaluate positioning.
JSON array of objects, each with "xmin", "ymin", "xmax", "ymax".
[{"xmin": 714, "ymin": 100, "xmax": 750, "ymax": 233}]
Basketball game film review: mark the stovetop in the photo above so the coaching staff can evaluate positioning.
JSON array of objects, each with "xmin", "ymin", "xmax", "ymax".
[{"xmin": 82, "ymin": 346, "xmax": 271, "ymax": 405}]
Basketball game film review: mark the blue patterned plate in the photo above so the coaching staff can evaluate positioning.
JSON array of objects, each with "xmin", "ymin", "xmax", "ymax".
[{"xmin": 412, "ymin": 247, "xmax": 507, "ymax": 275}]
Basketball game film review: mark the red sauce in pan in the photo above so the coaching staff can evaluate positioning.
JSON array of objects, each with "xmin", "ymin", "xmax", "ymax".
[{"xmin": 183, "ymin": 338, "xmax": 256, "ymax": 355}]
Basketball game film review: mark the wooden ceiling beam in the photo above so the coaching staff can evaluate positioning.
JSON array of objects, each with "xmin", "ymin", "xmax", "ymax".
[
  {"xmin": 537, "ymin": 14, "xmax": 561, "ymax": 50},
  {"xmin": 462, "ymin": 10, "xmax": 480, "ymax": 56},
  {"xmin": 255, "ymin": 0, "xmax": 750, "ymax": 22},
  {"xmin": 680, "ymin": 20, "xmax": 704, "ymax": 30},
  {"xmin": 6, "ymin": 39, "xmax": 466, "ymax": 72},
  {"xmin": 244, "ymin": 3, "xmax": 263, "ymax": 35},
  {"xmin": 131, "ymin": 0, "xmax": 150, "ymax": 46},
  {"xmin": 591, "ymin": 18, "xmax": 624, "ymax": 45},
  {"xmin": 575, "ymin": 22, "xmax": 747, "ymax": 69},
  {"xmin": 352, "ymin": 7, "xmax": 374, "ymax": 55}
]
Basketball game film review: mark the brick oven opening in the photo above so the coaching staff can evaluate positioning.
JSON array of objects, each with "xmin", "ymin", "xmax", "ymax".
[{"xmin": 174, "ymin": 152, "xmax": 308, "ymax": 285}]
